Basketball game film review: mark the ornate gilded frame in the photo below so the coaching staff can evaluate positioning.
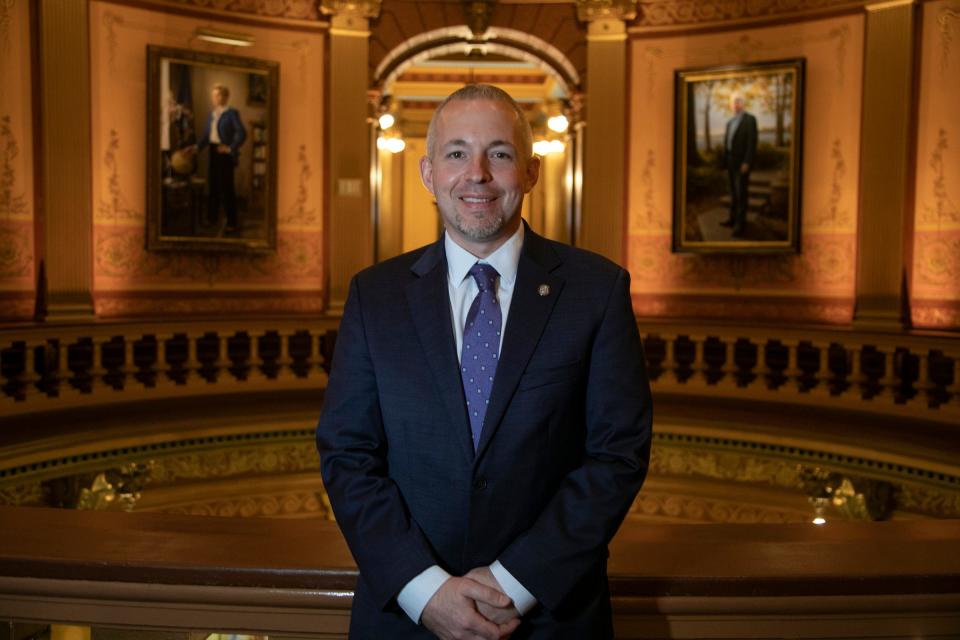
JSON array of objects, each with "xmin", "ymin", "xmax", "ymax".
[
  {"xmin": 146, "ymin": 46, "xmax": 279, "ymax": 252},
  {"xmin": 673, "ymin": 58, "xmax": 805, "ymax": 254}
]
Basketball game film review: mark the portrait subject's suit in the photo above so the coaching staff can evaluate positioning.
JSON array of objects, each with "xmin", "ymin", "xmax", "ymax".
[
  {"xmin": 722, "ymin": 111, "xmax": 758, "ymax": 232},
  {"xmin": 198, "ymin": 107, "xmax": 246, "ymax": 227},
  {"xmin": 317, "ymin": 225, "xmax": 653, "ymax": 639}
]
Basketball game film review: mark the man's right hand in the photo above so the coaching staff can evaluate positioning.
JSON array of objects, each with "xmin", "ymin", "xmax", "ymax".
[{"xmin": 421, "ymin": 576, "xmax": 521, "ymax": 640}]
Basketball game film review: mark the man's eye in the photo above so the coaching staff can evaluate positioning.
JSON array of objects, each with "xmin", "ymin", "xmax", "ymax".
[
  {"xmin": 447, "ymin": 151, "xmax": 465, "ymax": 159},
  {"xmin": 492, "ymin": 151, "xmax": 512, "ymax": 160}
]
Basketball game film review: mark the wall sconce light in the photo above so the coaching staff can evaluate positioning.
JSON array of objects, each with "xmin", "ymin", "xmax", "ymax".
[
  {"xmin": 533, "ymin": 139, "xmax": 566, "ymax": 156},
  {"xmin": 377, "ymin": 136, "xmax": 405, "ymax": 154},
  {"xmin": 195, "ymin": 27, "xmax": 255, "ymax": 47},
  {"xmin": 547, "ymin": 114, "xmax": 569, "ymax": 133},
  {"xmin": 378, "ymin": 113, "xmax": 396, "ymax": 130}
]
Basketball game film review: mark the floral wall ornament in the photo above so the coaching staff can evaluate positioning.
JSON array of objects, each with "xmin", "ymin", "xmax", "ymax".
[
  {"xmin": 939, "ymin": 6, "xmax": 960, "ymax": 76},
  {"xmin": 921, "ymin": 128, "xmax": 959, "ymax": 228},
  {"xmin": 0, "ymin": 115, "xmax": 26, "ymax": 218},
  {"xmin": 97, "ymin": 129, "xmax": 142, "ymax": 222}
]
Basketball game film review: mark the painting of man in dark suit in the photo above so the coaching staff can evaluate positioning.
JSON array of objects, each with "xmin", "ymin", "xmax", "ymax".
[
  {"xmin": 187, "ymin": 83, "xmax": 247, "ymax": 234},
  {"xmin": 317, "ymin": 84, "xmax": 652, "ymax": 639},
  {"xmin": 721, "ymin": 93, "xmax": 758, "ymax": 237},
  {"xmin": 672, "ymin": 59, "xmax": 804, "ymax": 253}
]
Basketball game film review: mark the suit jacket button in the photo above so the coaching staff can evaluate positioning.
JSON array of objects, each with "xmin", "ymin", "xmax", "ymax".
[{"xmin": 473, "ymin": 478, "xmax": 487, "ymax": 491}]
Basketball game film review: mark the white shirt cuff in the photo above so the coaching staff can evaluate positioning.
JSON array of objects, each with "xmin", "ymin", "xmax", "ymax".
[
  {"xmin": 490, "ymin": 560, "xmax": 538, "ymax": 615},
  {"xmin": 396, "ymin": 565, "xmax": 451, "ymax": 624}
]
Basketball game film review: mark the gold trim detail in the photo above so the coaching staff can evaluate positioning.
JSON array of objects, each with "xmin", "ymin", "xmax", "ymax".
[
  {"xmin": 577, "ymin": 0, "xmax": 638, "ymax": 22},
  {"xmin": 632, "ymin": 0, "xmax": 867, "ymax": 30}
]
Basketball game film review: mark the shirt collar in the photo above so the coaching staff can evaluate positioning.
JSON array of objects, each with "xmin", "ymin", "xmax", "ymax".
[{"xmin": 445, "ymin": 222, "xmax": 524, "ymax": 287}]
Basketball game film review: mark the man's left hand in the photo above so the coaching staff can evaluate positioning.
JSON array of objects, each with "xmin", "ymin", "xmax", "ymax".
[{"xmin": 465, "ymin": 566, "xmax": 520, "ymax": 626}]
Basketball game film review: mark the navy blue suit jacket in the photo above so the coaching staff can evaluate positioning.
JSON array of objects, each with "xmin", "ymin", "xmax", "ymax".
[
  {"xmin": 317, "ymin": 226, "xmax": 652, "ymax": 638},
  {"xmin": 198, "ymin": 107, "xmax": 246, "ymax": 161}
]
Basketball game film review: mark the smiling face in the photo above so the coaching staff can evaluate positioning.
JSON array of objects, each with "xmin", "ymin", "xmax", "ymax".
[{"xmin": 419, "ymin": 98, "xmax": 539, "ymax": 257}]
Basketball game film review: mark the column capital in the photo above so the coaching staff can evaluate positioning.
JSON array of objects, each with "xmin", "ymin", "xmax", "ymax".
[
  {"xmin": 575, "ymin": 0, "xmax": 637, "ymax": 23},
  {"xmin": 319, "ymin": 0, "xmax": 382, "ymax": 19}
]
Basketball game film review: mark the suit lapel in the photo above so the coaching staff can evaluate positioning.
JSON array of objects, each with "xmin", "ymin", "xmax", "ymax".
[
  {"xmin": 475, "ymin": 229, "xmax": 563, "ymax": 461},
  {"xmin": 405, "ymin": 241, "xmax": 476, "ymax": 465}
]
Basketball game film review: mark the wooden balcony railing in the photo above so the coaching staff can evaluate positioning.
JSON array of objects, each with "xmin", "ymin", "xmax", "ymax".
[
  {"xmin": 1, "ymin": 318, "xmax": 958, "ymax": 422},
  {"xmin": 0, "ymin": 506, "xmax": 958, "ymax": 638}
]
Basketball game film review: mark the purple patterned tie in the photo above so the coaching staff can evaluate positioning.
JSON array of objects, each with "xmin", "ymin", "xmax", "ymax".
[{"xmin": 460, "ymin": 263, "xmax": 502, "ymax": 451}]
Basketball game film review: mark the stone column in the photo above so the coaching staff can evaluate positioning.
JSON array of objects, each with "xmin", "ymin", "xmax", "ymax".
[
  {"xmin": 36, "ymin": 0, "xmax": 95, "ymax": 321},
  {"xmin": 854, "ymin": 0, "xmax": 917, "ymax": 331},
  {"xmin": 321, "ymin": 1, "xmax": 381, "ymax": 312},
  {"xmin": 576, "ymin": 0, "xmax": 636, "ymax": 266}
]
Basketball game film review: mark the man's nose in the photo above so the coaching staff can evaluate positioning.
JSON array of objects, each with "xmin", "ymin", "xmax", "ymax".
[{"xmin": 465, "ymin": 154, "xmax": 491, "ymax": 182}]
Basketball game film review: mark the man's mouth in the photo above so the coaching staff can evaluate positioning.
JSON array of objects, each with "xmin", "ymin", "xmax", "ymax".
[{"xmin": 460, "ymin": 196, "xmax": 496, "ymax": 204}]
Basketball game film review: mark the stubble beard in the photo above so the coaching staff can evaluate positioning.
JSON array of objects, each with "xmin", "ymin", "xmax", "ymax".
[{"xmin": 452, "ymin": 211, "xmax": 505, "ymax": 243}]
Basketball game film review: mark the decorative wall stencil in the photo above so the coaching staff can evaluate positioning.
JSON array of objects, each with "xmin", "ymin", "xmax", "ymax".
[
  {"xmin": 920, "ymin": 128, "xmax": 959, "ymax": 228},
  {"xmin": 0, "ymin": 115, "xmax": 27, "ymax": 218},
  {"xmin": 281, "ymin": 144, "xmax": 318, "ymax": 226},
  {"xmin": 917, "ymin": 236, "xmax": 960, "ymax": 287},
  {"xmin": 0, "ymin": 223, "xmax": 30, "ymax": 278},
  {"xmin": 97, "ymin": 129, "xmax": 143, "ymax": 223},
  {"xmin": 807, "ymin": 138, "xmax": 849, "ymax": 230},
  {"xmin": 636, "ymin": 149, "xmax": 662, "ymax": 231},
  {"xmin": 102, "ymin": 10, "xmax": 124, "ymax": 72},
  {"xmin": 828, "ymin": 23, "xmax": 849, "ymax": 86},
  {"xmin": 0, "ymin": 0, "xmax": 12, "ymax": 54},
  {"xmin": 939, "ymin": 6, "xmax": 960, "ymax": 75},
  {"xmin": 643, "ymin": 46, "xmax": 663, "ymax": 101}
]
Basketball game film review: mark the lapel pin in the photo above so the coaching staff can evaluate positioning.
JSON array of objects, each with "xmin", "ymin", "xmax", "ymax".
[{"xmin": 538, "ymin": 284, "xmax": 550, "ymax": 297}]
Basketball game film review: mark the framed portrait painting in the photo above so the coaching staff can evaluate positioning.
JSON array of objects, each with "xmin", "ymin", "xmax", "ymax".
[
  {"xmin": 146, "ymin": 46, "xmax": 278, "ymax": 252},
  {"xmin": 673, "ymin": 58, "xmax": 805, "ymax": 254}
]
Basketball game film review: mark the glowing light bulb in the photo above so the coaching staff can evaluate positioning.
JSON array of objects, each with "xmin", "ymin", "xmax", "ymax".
[
  {"xmin": 547, "ymin": 114, "xmax": 569, "ymax": 133},
  {"xmin": 378, "ymin": 113, "xmax": 395, "ymax": 130}
]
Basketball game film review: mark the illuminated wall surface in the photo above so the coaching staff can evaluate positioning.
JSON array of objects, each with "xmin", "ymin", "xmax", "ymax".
[
  {"xmin": 88, "ymin": 1, "xmax": 325, "ymax": 317},
  {"xmin": 912, "ymin": 0, "xmax": 960, "ymax": 329},
  {"xmin": 0, "ymin": 0, "xmax": 35, "ymax": 320},
  {"xmin": 0, "ymin": 1, "xmax": 957, "ymax": 329}
]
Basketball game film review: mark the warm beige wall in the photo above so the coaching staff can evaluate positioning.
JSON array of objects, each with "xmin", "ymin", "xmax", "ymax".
[
  {"xmin": 0, "ymin": 0, "xmax": 36, "ymax": 321},
  {"xmin": 89, "ymin": 1, "xmax": 325, "ymax": 317},
  {"xmin": 627, "ymin": 14, "xmax": 864, "ymax": 324},
  {"xmin": 912, "ymin": 0, "xmax": 960, "ymax": 330}
]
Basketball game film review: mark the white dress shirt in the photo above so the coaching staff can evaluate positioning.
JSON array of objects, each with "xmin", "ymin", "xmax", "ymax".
[
  {"xmin": 210, "ymin": 107, "xmax": 224, "ymax": 144},
  {"xmin": 396, "ymin": 223, "xmax": 538, "ymax": 624}
]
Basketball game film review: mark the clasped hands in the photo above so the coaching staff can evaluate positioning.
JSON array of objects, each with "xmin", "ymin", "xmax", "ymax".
[{"xmin": 421, "ymin": 566, "xmax": 521, "ymax": 640}]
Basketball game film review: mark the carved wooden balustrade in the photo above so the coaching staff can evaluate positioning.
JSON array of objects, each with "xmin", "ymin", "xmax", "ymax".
[
  {"xmin": 0, "ymin": 318, "xmax": 340, "ymax": 417},
  {"xmin": 1, "ymin": 318, "xmax": 958, "ymax": 421}
]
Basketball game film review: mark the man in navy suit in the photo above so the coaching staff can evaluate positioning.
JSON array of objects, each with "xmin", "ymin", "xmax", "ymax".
[
  {"xmin": 720, "ymin": 93, "xmax": 758, "ymax": 237},
  {"xmin": 317, "ymin": 84, "xmax": 652, "ymax": 639},
  {"xmin": 193, "ymin": 83, "xmax": 246, "ymax": 232}
]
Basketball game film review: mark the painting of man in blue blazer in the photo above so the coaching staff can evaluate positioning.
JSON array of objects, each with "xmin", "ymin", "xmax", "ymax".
[
  {"xmin": 317, "ymin": 84, "xmax": 652, "ymax": 639},
  {"xmin": 191, "ymin": 83, "xmax": 246, "ymax": 233}
]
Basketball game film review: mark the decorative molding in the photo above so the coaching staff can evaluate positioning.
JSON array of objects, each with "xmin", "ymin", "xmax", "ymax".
[
  {"xmin": 149, "ymin": 442, "xmax": 320, "ymax": 485},
  {"xmin": 170, "ymin": 0, "xmax": 321, "ymax": 21},
  {"xmin": 158, "ymin": 490, "xmax": 333, "ymax": 519},
  {"xmin": 629, "ymin": 492, "xmax": 808, "ymax": 523},
  {"xmin": 916, "ymin": 235, "xmax": 960, "ymax": 288},
  {"xmin": 0, "ymin": 221, "xmax": 31, "ymax": 278},
  {"xmin": 632, "ymin": 0, "xmax": 866, "ymax": 30}
]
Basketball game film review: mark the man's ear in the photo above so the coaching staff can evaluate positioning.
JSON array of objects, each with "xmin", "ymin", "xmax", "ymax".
[
  {"xmin": 419, "ymin": 156, "xmax": 435, "ymax": 194},
  {"xmin": 523, "ymin": 155, "xmax": 541, "ymax": 193}
]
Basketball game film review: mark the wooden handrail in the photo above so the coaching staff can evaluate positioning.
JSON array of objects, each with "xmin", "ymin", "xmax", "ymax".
[{"xmin": 0, "ymin": 507, "xmax": 958, "ymax": 637}]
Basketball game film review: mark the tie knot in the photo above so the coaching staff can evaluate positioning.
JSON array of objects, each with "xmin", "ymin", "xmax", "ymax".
[{"xmin": 468, "ymin": 263, "xmax": 498, "ymax": 292}]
